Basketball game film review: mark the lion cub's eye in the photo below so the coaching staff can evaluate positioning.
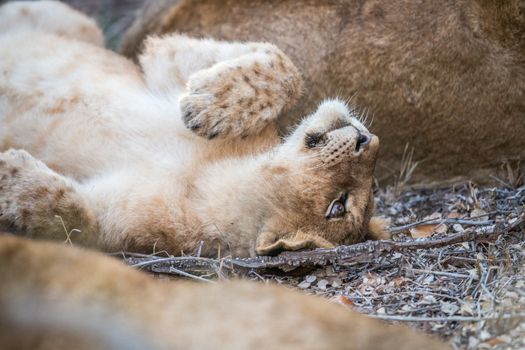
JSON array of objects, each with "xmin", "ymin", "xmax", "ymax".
[
  {"xmin": 305, "ymin": 132, "xmax": 322, "ymax": 148},
  {"xmin": 325, "ymin": 194, "xmax": 348, "ymax": 220}
]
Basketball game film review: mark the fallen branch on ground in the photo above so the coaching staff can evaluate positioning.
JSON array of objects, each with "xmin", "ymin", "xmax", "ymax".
[{"xmin": 121, "ymin": 216, "xmax": 523, "ymax": 277}]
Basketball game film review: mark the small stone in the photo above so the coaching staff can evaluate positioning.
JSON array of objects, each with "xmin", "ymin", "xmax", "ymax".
[
  {"xmin": 423, "ymin": 275, "xmax": 435, "ymax": 284},
  {"xmin": 431, "ymin": 323, "xmax": 446, "ymax": 331},
  {"xmin": 453, "ymin": 223, "xmax": 464, "ymax": 232},
  {"xmin": 317, "ymin": 279, "xmax": 329, "ymax": 290},
  {"xmin": 387, "ymin": 208, "xmax": 398, "ymax": 216},
  {"xmin": 401, "ymin": 304, "xmax": 412, "ymax": 312},
  {"xmin": 479, "ymin": 330, "xmax": 491, "ymax": 341},
  {"xmin": 298, "ymin": 281, "xmax": 311, "ymax": 289},
  {"xmin": 305, "ymin": 275, "xmax": 317, "ymax": 283},
  {"xmin": 468, "ymin": 336, "xmax": 479, "ymax": 348},
  {"xmin": 421, "ymin": 295, "xmax": 437, "ymax": 304},
  {"xmin": 440, "ymin": 302, "xmax": 460, "ymax": 315},
  {"xmin": 331, "ymin": 278, "xmax": 342, "ymax": 288}
]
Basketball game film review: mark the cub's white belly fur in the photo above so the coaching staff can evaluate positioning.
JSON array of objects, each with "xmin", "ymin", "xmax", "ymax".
[{"xmin": 0, "ymin": 31, "xmax": 199, "ymax": 179}]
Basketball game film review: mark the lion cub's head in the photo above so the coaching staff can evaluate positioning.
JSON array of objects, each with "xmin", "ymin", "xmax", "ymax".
[{"xmin": 257, "ymin": 100, "xmax": 388, "ymax": 255}]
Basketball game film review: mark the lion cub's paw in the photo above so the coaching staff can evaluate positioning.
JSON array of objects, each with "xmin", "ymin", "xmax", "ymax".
[
  {"xmin": 367, "ymin": 216, "xmax": 392, "ymax": 240},
  {"xmin": 180, "ymin": 45, "xmax": 302, "ymax": 139},
  {"xmin": 0, "ymin": 150, "xmax": 68, "ymax": 234}
]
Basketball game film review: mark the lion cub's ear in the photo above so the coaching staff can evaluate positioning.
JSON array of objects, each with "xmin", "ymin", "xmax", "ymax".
[
  {"xmin": 366, "ymin": 216, "xmax": 392, "ymax": 240},
  {"xmin": 256, "ymin": 231, "xmax": 334, "ymax": 256}
]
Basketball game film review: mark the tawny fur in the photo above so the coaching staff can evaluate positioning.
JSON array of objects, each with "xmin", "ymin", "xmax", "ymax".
[
  {"xmin": 122, "ymin": 0, "xmax": 525, "ymax": 183},
  {"xmin": 0, "ymin": 1, "xmax": 388, "ymax": 257},
  {"xmin": 0, "ymin": 234, "xmax": 449, "ymax": 350}
]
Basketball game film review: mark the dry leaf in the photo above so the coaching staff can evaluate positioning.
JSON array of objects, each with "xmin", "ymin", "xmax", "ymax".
[
  {"xmin": 423, "ymin": 212, "xmax": 442, "ymax": 220},
  {"xmin": 390, "ymin": 277, "xmax": 408, "ymax": 287},
  {"xmin": 460, "ymin": 302, "xmax": 474, "ymax": 316},
  {"xmin": 485, "ymin": 338, "xmax": 506, "ymax": 346},
  {"xmin": 409, "ymin": 223, "xmax": 447, "ymax": 238},
  {"xmin": 470, "ymin": 208, "xmax": 489, "ymax": 221},
  {"xmin": 332, "ymin": 295, "xmax": 354, "ymax": 307},
  {"xmin": 441, "ymin": 302, "xmax": 460, "ymax": 315}
]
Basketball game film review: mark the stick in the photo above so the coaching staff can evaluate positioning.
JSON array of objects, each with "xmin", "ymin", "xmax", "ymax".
[
  {"xmin": 389, "ymin": 216, "xmax": 496, "ymax": 234},
  {"xmin": 368, "ymin": 313, "xmax": 525, "ymax": 322},
  {"xmin": 226, "ymin": 224, "xmax": 500, "ymax": 270},
  {"xmin": 121, "ymin": 216, "xmax": 523, "ymax": 275}
]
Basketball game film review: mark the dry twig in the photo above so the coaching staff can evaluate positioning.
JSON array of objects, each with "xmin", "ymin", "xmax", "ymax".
[{"xmin": 123, "ymin": 216, "xmax": 523, "ymax": 276}]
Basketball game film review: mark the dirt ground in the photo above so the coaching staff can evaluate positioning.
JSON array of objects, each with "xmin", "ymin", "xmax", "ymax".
[{"xmin": 3, "ymin": 1, "xmax": 524, "ymax": 349}]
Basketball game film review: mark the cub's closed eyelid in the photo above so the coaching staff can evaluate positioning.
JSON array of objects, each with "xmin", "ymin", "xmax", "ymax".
[{"xmin": 305, "ymin": 132, "xmax": 323, "ymax": 148}]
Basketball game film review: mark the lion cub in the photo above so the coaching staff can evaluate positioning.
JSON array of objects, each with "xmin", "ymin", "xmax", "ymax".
[
  {"xmin": 0, "ymin": 1, "xmax": 387, "ymax": 257},
  {"xmin": 0, "ymin": 234, "xmax": 449, "ymax": 350}
]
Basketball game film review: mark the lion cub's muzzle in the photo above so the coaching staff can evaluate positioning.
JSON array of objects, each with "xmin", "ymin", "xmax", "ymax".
[{"xmin": 319, "ymin": 126, "xmax": 377, "ymax": 166}]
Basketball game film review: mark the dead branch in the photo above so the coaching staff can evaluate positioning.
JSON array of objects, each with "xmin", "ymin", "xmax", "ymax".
[
  {"xmin": 123, "ymin": 216, "xmax": 523, "ymax": 276},
  {"xmin": 389, "ymin": 218, "xmax": 495, "ymax": 234}
]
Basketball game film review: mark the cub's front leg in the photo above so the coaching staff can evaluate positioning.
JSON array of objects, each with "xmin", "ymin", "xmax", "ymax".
[
  {"xmin": 0, "ymin": 150, "xmax": 99, "ymax": 246},
  {"xmin": 180, "ymin": 43, "xmax": 303, "ymax": 139}
]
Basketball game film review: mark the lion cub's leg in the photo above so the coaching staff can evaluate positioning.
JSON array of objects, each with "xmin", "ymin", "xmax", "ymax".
[
  {"xmin": 0, "ymin": 1, "xmax": 103, "ymax": 46},
  {"xmin": 0, "ymin": 150, "xmax": 99, "ymax": 246},
  {"xmin": 140, "ymin": 34, "xmax": 303, "ymax": 139}
]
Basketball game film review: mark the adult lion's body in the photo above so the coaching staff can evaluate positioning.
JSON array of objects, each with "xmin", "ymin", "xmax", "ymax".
[
  {"xmin": 122, "ymin": 0, "xmax": 525, "ymax": 183},
  {"xmin": 0, "ymin": 234, "xmax": 449, "ymax": 350}
]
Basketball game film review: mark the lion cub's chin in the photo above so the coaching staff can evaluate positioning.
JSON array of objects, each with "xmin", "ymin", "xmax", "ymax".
[{"xmin": 254, "ymin": 216, "xmax": 391, "ymax": 257}]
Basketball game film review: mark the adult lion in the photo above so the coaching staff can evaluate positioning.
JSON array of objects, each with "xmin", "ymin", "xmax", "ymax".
[
  {"xmin": 122, "ymin": 0, "xmax": 525, "ymax": 183},
  {"xmin": 0, "ymin": 234, "xmax": 450, "ymax": 350}
]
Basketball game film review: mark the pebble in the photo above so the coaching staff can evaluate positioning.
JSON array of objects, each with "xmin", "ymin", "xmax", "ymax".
[
  {"xmin": 453, "ymin": 223, "xmax": 464, "ymax": 232},
  {"xmin": 305, "ymin": 275, "xmax": 317, "ymax": 283},
  {"xmin": 331, "ymin": 278, "xmax": 342, "ymax": 288},
  {"xmin": 317, "ymin": 279, "xmax": 329, "ymax": 290},
  {"xmin": 297, "ymin": 281, "xmax": 311, "ymax": 289}
]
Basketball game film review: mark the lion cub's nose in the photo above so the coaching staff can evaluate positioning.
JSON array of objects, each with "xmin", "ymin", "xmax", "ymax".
[{"xmin": 355, "ymin": 132, "xmax": 371, "ymax": 152}]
